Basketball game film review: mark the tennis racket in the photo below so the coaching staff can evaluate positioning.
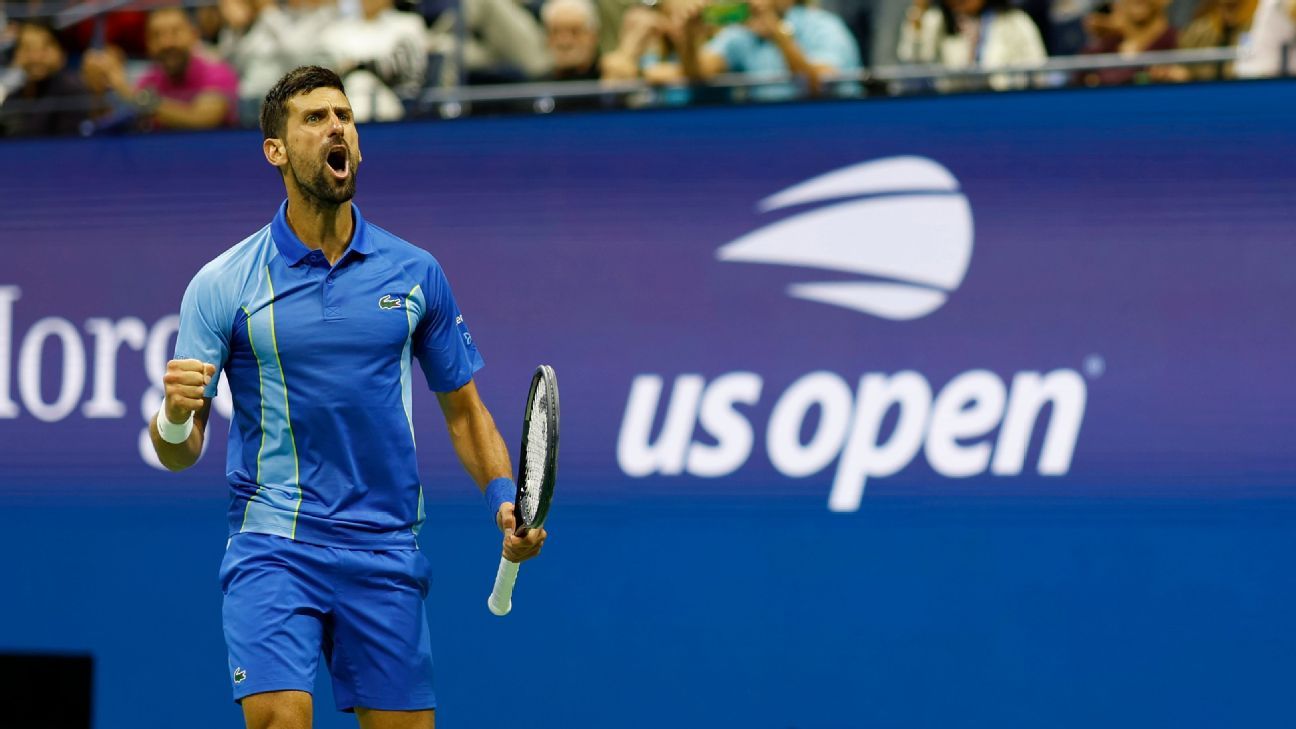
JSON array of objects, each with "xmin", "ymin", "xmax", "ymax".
[{"xmin": 487, "ymin": 364, "xmax": 559, "ymax": 616}]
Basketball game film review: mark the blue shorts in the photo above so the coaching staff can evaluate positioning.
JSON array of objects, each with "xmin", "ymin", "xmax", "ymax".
[{"xmin": 219, "ymin": 532, "xmax": 436, "ymax": 712}]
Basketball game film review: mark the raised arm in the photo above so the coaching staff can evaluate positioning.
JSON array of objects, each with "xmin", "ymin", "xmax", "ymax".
[
  {"xmin": 675, "ymin": 0, "xmax": 729, "ymax": 81},
  {"xmin": 150, "ymin": 360, "xmax": 217, "ymax": 471}
]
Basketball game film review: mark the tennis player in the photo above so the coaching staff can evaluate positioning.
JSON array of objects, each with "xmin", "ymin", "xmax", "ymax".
[{"xmin": 149, "ymin": 65, "xmax": 545, "ymax": 729}]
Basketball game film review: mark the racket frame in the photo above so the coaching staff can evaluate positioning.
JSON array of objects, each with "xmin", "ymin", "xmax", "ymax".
[
  {"xmin": 514, "ymin": 364, "xmax": 559, "ymax": 535},
  {"xmin": 487, "ymin": 364, "xmax": 559, "ymax": 616}
]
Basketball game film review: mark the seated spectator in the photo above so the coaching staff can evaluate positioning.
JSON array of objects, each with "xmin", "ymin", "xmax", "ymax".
[
  {"xmin": 1079, "ymin": 0, "xmax": 1176, "ymax": 85},
  {"xmin": 1235, "ymin": 0, "xmax": 1294, "ymax": 77},
  {"xmin": 898, "ymin": 0, "xmax": 1048, "ymax": 91},
  {"xmin": 320, "ymin": 0, "xmax": 427, "ymax": 121},
  {"xmin": 543, "ymin": 0, "xmax": 602, "ymax": 80},
  {"xmin": 82, "ymin": 7, "xmax": 239, "ymax": 130},
  {"xmin": 1161, "ymin": 0, "xmax": 1255, "ymax": 81},
  {"xmin": 676, "ymin": 0, "xmax": 862, "ymax": 101},
  {"xmin": 602, "ymin": 0, "xmax": 701, "ymax": 107},
  {"xmin": 217, "ymin": 0, "xmax": 338, "ymax": 125},
  {"xmin": 602, "ymin": 0, "xmax": 704, "ymax": 85},
  {"xmin": 0, "ymin": 20, "xmax": 92, "ymax": 136}
]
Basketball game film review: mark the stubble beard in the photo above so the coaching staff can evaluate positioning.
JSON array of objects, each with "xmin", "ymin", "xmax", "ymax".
[{"xmin": 287, "ymin": 147, "xmax": 357, "ymax": 209}]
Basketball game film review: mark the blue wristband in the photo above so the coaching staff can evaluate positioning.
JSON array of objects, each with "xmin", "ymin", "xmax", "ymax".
[{"xmin": 485, "ymin": 477, "xmax": 515, "ymax": 521}]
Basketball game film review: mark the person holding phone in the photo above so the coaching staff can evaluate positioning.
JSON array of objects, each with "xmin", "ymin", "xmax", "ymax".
[{"xmin": 673, "ymin": 0, "xmax": 860, "ymax": 100}]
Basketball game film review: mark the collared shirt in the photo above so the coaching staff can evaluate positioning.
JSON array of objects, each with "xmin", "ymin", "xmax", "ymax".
[
  {"xmin": 174, "ymin": 202, "xmax": 484, "ymax": 548},
  {"xmin": 705, "ymin": 5, "xmax": 861, "ymax": 101},
  {"xmin": 136, "ymin": 52, "xmax": 239, "ymax": 127}
]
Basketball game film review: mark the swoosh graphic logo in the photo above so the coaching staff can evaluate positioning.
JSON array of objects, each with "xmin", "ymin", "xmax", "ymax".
[{"xmin": 717, "ymin": 156, "xmax": 974, "ymax": 321}]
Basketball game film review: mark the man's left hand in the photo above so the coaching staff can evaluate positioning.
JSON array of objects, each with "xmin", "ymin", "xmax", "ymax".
[{"xmin": 496, "ymin": 502, "xmax": 547, "ymax": 563}]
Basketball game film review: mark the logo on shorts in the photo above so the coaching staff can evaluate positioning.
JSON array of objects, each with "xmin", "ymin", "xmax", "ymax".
[
  {"xmin": 379, "ymin": 294, "xmax": 403, "ymax": 310},
  {"xmin": 233, "ymin": 667, "xmax": 247, "ymax": 685}
]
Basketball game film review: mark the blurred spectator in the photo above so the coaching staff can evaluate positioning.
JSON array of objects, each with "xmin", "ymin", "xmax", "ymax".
[
  {"xmin": 1160, "ymin": 0, "xmax": 1255, "ymax": 80},
  {"xmin": 195, "ymin": 3, "xmax": 226, "ymax": 46},
  {"xmin": 0, "ymin": 21, "xmax": 92, "ymax": 136},
  {"xmin": 321, "ymin": 0, "xmax": 426, "ymax": 120},
  {"xmin": 1079, "ymin": 0, "xmax": 1176, "ymax": 85},
  {"xmin": 82, "ymin": 7, "xmax": 238, "ymax": 130},
  {"xmin": 543, "ymin": 0, "xmax": 602, "ymax": 79},
  {"xmin": 1235, "ymin": 0, "xmax": 1294, "ymax": 76},
  {"xmin": 592, "ymin": 0, "xmax": 638, "ymax": 55},
  {"xmin": 898, "ymin": 0, "xmax": 1048, "ymax": 91},
  {"xmin": 427, "ymin": 0, "xmax": 552, "ymax": 83},
  {"xmin": 217, "ymin": 0, "xmax": 338, "ymax": 124},
  {"xmin": 1049, "ymin": 0, "xmax": 1098, "ymax": 54},
  {"xmin": 677, "ymin": 0, "xmax": 862, "ymax": 100},
  {"xmin": 603, "ymin": 2, "xmax": 673, "ymax": 81},
  {"xmin": 603, "ymin": 0, "xmax": 706, "ymax": 100}
]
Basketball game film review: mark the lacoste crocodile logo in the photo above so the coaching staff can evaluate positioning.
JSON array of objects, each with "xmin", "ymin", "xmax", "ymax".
[{"xmin": 379, "ymin": 295, "xmax": 403, "ymax": 310}]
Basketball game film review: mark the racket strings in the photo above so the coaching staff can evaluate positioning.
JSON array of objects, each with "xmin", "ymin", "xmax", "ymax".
[{"xmin": 521, "ymin": 377, "xmax": 549, "ymax": 525}]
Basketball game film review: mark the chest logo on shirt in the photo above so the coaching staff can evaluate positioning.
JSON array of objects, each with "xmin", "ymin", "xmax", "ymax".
[{"xmin": 378, "ymin": 294, "xmax": 403, "ymax": 310}]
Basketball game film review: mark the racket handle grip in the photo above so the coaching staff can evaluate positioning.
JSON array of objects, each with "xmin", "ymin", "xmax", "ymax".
[{"xmin": 487, "ymin": 556, "xmax": 520, "ymax": 616}]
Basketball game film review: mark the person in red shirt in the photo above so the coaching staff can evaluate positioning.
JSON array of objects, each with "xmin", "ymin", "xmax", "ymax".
[{"xmin": 83, "ymin": 7, "xmax": 239, "ymax": 130}]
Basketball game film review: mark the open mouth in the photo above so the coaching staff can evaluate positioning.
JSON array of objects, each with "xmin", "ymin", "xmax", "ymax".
[{"xmin": 325, "ymin": 146, "xmax": 350, "ymax": 179}]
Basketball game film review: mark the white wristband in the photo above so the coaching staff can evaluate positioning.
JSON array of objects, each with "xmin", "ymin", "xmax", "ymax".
[{"xmin": 156, "ymin": 402, "xmax": 195, "ymax": 444}]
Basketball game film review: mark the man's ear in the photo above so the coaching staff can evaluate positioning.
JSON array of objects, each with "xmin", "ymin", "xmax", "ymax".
[{"xmin": 263, "ymin": 137, "xmax": 287, "ymax": 169}]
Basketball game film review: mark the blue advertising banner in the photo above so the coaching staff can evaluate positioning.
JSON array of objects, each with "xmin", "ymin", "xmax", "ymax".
[{"xmin": 1, "ymin": 81, "xmax": 1294, "ymax": 729}]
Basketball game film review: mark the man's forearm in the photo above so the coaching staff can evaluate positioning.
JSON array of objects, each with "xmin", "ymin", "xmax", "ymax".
[
  {"xmin": 152, "ymin": 96, "xmax": 230, "ymax": 129},
  {"xmin": 446, "ymin": 402, "xmax": 513, "ymax": 490},
  {"xmin": 680, "ymin": 26, "xmax": 706, "ymax": 80},
  {"xmin": 771, "ymin": 31, "xmax": 822, "ymax": 95}
]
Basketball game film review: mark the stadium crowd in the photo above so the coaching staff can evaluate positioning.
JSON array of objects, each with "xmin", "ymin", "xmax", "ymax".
[{"xmin": 0, "ymin": 0, "xmax": 1289, "ymax": 136}]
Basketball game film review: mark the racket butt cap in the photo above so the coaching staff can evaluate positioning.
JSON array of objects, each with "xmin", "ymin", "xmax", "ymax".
[{"xmin": 487, "ymin": 597, "xmax": 512, "ymax": 616}]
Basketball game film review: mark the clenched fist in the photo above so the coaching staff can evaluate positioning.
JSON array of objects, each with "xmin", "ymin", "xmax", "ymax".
[{"xmin": 162, "ymin": 359, "xmax": 216, "ymax": 423}]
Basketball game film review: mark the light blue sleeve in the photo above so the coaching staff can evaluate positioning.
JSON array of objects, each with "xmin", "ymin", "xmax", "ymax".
[
  {"xmin": 705, "ymin": 26, "xmax": 756, "ymax": 72},
  {"xmin": 173, "ymin": 267, "xmax": 234, "ymax": 398},
  {"xmin": 799, "ymin": 12, "xmax": 861, "ymax": 70},
  {"xmin": 412, "ymin": 262, "xmax": 485, "ymax": 392}
]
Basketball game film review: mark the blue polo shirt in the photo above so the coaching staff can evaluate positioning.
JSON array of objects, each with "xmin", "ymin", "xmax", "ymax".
[
  {"xmin": 174, "ymin": 202, "xmax": 484, "ymax": 549},
  {"xmin": 705, "ymin": 5, "xmax": 861, "ymax": 101}
]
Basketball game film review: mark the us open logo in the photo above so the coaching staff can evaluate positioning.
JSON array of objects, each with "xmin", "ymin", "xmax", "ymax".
[
  {"xmin": 717, "ymin": 156, "xmax": 973, "ymax": 321},
  {"xmin": 618, "ymin": 157, "xmax": 1089, "ymax": 511}
]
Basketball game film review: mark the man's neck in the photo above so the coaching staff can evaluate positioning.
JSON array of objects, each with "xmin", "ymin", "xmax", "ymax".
[{"xmin": 285, "ymin": 192, "xmax": 354, "ymax": 265}]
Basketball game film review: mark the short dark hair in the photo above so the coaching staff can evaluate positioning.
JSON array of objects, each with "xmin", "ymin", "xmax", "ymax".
[{"xmin": 260, "ymin": 66, "xmax": 347, "ymax": 140}]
